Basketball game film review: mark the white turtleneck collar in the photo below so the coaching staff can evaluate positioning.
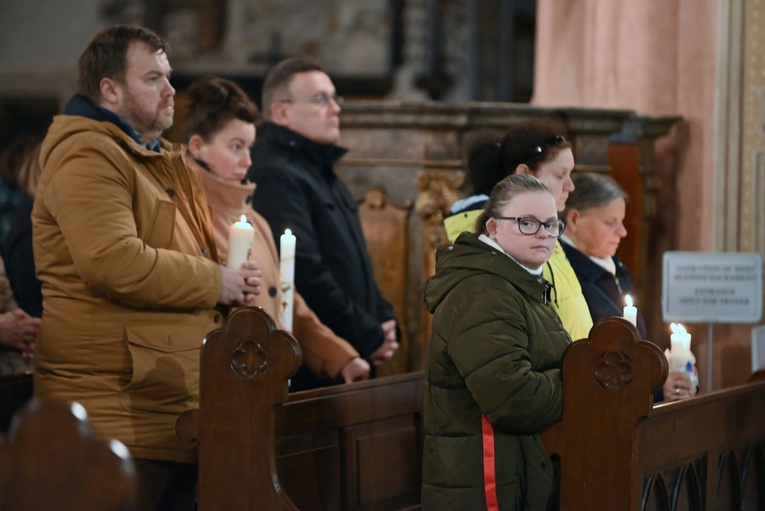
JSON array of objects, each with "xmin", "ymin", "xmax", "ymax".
[
  {"xmin": 560, "ymin": 234, "xmax": 616, "ymax": 275},
  {"xmin": 477, "ymin": 234, "xmax": 544, "ymax": 275}
]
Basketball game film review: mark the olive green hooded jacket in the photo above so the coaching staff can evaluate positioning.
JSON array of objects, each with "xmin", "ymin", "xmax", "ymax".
[{"xmin": 422, "ymin": 233, "xmax": 570, "ymax": 510}]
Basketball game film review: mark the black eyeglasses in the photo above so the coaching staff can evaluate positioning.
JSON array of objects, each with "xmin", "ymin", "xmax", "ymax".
[
  {"xmin": 495, "ymin": 216, "xmax": 566, "ymax": 237},
  {"xmin": 530, "ymin": 135, "xmax": 565, "ymax": 157},
  {"xmin": 279, "ymin": 93, "xmax": 344, "ymax": 107}
]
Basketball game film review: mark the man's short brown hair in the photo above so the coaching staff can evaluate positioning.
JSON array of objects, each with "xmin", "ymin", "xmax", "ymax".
[
  {"xmin": 261, "ymin": 56, "xmax": 325, "ymax": 120},
  {"xmin": 78, "ymin": 24, "xmax": 168, "ymax": 102}
]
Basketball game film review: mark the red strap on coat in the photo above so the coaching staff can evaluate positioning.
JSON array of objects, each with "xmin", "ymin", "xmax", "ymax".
[{"xmin": 482, "ymin": 414, "xmax": 500, "ymax": 510}]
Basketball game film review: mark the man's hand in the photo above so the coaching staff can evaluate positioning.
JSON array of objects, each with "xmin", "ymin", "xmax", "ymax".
[
  {"xmin": 369, "ymin": 319, "xmax": 400, "ymax": 366},
  {"xmin": 218, "ymin": 260, "xmax": 262, "ymax": 305},
  {"xmin": 0, "ymin": 309, "xmax": 41, "ymax": 356},
  {"xmin": 339, "ymin": 357, "xmax": 370, "ymax": 384}
]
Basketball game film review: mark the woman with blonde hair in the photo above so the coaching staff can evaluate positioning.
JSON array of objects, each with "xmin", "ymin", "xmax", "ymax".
[
  {"xmin": 424, "ymin": 173, "xmax": 569, "ymax": 510},
  {"xmin": 560, "ymin": 172, "xmax": 697, "ymax": 401}
]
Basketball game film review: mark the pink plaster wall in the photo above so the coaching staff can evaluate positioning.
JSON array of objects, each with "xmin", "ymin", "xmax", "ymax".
[
  {"xmin": 533, "ymin": 0, "xmax": 726, "ymax": 388},
  {"xmin": 533, "ymin": 0, "xmax": 717, "ymax": 253}
]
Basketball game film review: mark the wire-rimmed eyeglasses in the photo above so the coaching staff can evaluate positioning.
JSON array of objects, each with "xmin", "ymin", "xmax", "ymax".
[
  {"xmin": 495, "ymin": 216, "xmax": 566, "ymax": 237},
  {"xmin": 279, "ymin": 93, "xmax": 344, "ymax": 107}
]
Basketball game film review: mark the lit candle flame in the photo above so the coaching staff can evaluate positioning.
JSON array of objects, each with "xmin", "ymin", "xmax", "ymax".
[
  {"xmin": 670, "ymin": 322, "xmax": 687, "ymax": 335},
  {"xmin": 625, "ymin": 294, "xmax": 633, "ymax": 307}
]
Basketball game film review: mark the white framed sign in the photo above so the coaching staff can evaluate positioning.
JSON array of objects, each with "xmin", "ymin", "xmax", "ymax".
[{"xmin": 662, "ymin": 252, "xmax": 762, "ymax": 323}]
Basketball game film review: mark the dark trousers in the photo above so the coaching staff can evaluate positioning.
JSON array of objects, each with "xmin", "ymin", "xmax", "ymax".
[{"xmin": 133, "ymin": 458, "xmax": 197, "ymax": 511}]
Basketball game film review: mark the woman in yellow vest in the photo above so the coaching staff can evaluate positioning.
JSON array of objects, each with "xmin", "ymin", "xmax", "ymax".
[{"xmin": 444, "ymin": 119, "xmax": 593, "ymax": 341}]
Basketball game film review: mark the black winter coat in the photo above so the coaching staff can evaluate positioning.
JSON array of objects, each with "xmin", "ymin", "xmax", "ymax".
[
  {"xmin": 561, "ymin": 241, "xmax": 647, "ymax": 339},
  {"xmin": 248, "ymin": 123, "xmax": 395, "ymax": 367}
]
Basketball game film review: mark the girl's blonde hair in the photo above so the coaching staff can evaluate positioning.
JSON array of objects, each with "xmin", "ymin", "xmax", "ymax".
[{"xmin": 474, "ymin": 173, "xmax": 552, "ymax": 235}]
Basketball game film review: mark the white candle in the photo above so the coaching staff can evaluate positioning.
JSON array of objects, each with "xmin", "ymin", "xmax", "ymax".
[
  {"xmin": 670, "ymin": 322, "xmax": 691, "ymax": 356},
  {"xmin": 279, "ymin": 229, "xmax": 296, "ymax": 332},
  {"xmin": 227, "ymin": 215, "xmax": 254, "ymax": 269},
  {"xmin": 623, "ymin": 294, "xmax": 638, "ymax": 327}
]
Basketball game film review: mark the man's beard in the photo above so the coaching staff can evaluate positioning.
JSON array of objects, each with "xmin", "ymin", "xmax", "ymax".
[{"xmin": 120, "ymin": 90, "xmax": 173, "ymax": 137}]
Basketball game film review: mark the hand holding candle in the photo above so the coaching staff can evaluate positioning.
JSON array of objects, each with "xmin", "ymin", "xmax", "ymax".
[
  {"xmin": 280, "ymin": 229, "xmax": 296, "ymax": 332},
  {"xmin": 227, "ymin": 215, "xmax": 254, "ymax": 269},
  {"xmin": 623, "ymin": 294, "xmax": 638, "ymax": 327},
  {"xmin": 667, "ymin": 323, "xmax": 698, "ymax": 392},
  {"xmin": 669, "ymin": 323, "xmax": 692, "ymax": 365}
]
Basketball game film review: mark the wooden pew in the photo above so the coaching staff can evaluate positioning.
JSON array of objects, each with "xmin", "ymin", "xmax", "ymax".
[
  {"xmin": 0, "ymin": 371, "xmax": 33, "ymax": 435},
  {"xmin": 185, "ymin": 307, "xmax": 765, "ymax": 511},
  {"xmin": 0, "ymin": 398, "xmax": 137, "ymax": 510},
  {"xmin": 541, "ymin": 317, "xmax": 765, "ymax": 511},
  {"xmin": 177, "ymin": 306, "xmax": 424, "ymax": 511}
]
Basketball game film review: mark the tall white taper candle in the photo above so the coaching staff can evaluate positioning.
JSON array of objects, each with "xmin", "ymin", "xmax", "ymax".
[{"xmin": 280, "ymin": 228, "xmax": 296, "ymax": 331}]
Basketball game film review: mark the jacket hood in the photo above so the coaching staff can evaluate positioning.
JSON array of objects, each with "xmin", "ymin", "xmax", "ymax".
[
  {"xmin": 39, "ymin": 112, "xmax": 182, "ymax": 174},
  {"xmin": 424, "ymin": 232, "xmax": 552, "ymax": 313}
]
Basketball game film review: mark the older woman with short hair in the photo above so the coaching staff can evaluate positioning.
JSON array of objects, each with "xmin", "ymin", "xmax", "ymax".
[{"xmin": 560, "ymin": 172, "xmax": 696, "ymax": 401}]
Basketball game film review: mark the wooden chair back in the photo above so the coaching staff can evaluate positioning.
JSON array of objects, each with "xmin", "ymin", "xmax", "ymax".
[{"xmin": 357, "ymin": 185, "xmax": 413, "ymax": 375}]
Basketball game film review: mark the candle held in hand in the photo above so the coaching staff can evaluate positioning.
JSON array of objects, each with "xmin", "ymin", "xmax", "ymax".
[
  {"xmin": 670, "ymin": 322, "xmax": 691, "ymax": 355},
  {"xmin": 227, "ymin": 215, "xmax": 254, "ymax": 269},
  {"xmin": 280, "ymin": 229, "xmax": 297, "ymax": 331},
  {"xmin": 623, "ymin": 294, "xmax": 638, "ymax": 327}
]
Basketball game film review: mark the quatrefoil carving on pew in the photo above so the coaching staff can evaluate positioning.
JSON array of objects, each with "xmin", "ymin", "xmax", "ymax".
[
  {"xmin": 230, "ymin": 340, "xmax": 268, "ymax": 379},
  {"xmin": 594, "ymin": 351, "xmax": 634, "ymax": 391}
]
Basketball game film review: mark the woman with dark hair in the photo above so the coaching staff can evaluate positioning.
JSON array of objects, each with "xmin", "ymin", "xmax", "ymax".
[
  {"xmin": 444, "ymin": 119, "xmax": 593, "ymax": 341},
  {"xmin": 560, "ymin": 172, "xmax": 697, "ymax": 401},
  {"xmin": 424, "ymin": 173, "xmax": 569, "ymax": 510},
  {"xmin": 183, "ymin": 76, "xmax": 371, "ymax": 390}
]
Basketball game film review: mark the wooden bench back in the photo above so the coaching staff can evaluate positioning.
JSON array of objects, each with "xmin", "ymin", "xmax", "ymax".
[
  {"xmin": 0, "ymin": 398, "xmax": 137, "ymax": 510},
  {"xmin": 176, "ymin": 306, "xmax": 302, "ymax": 511},
  {"xmin": 184, "ymin": 306, "xmax": 424, "ymax": 510},
  {"xmin": 541, "ymin": 317, "xmax": 765, "ymax": 511},
  {"xmin": 357, "ymin": 185, "xmax": 413, "ymax": 375}
]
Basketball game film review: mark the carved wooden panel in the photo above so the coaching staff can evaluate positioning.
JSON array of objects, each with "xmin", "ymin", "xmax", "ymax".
[
  {"xmin": 277, "ymin": 430, "xmax": 342, "ymax": 510},
  {"xmin": 343, "ymin": 415, "xmax": 422, "ymax": 510},
  {"xmin": 541, "ymin": 316, "xmax": 765, "ymax": 511},
  {"xmin": 415, "ymin": 168, "xmax": 464, "ymax": 356},
  {"xmin": 176, "ymin": 306, "xmax": 302, "ymax": 511},
  {"xmin": 358, "ymin": 186, "xmax": 413, "ymax": 376},
  {"xmin": 276, "ymin": 372, "xmax": 424, "ymax": 511},
  {"xmin": 639, "ymin": 440, "xmax": 765, "ymax": 511}
]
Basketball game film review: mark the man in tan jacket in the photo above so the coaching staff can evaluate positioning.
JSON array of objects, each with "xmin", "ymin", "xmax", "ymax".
[{"xmin": 32, "ymin": 25, "xmax": 260, "ymax": 510}]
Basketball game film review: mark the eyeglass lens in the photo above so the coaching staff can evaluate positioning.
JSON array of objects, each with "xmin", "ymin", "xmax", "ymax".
[{"xmin": 517, "ymin": 218, "xmax": 564, "ymax": 236}]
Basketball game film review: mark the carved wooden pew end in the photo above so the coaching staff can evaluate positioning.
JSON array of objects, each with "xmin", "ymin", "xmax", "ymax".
[
  {"xmin": 176, "ymin": 306, "xmax": 302, "ymax": 511},
  {"xmin": 542, "ymin": 317, "xmax": 668, "ymax": 509},
  {"xmin": 0, "ymin": 398, "xmax": 137, "ymax": 511},
  {"xmin": 542, "ymin": 317, "xmax": 765, "ymax": 511}
]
